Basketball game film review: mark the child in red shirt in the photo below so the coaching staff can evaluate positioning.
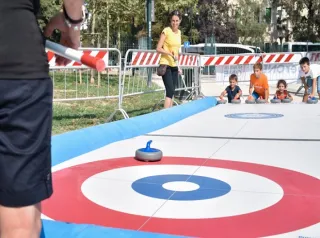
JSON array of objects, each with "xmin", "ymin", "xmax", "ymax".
[{"xmin": 273, "ymin": 79, "xmax": 293, "ymax": 100}]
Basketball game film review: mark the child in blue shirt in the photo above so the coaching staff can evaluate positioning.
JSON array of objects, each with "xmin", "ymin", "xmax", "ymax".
[{"xmin": 219, "ymin": 74, "xmax": 242, "ymax": 103}]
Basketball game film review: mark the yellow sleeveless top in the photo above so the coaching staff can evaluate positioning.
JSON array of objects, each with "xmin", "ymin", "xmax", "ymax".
[{"xmin": 159, "ymin": 27, "xmax": 181, "ymax": 67}]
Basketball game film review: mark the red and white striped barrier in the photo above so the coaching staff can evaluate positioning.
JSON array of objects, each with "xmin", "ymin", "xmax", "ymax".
[
  {"xmin": 200, "ymin": 53, "xmax": 300, "ymax": 67},
  {"xmin": 45, "ymin": 40, "xmax": 107, "ymax": 71},
  {"xmin": 307, "ymin": 52, "xmax": 320, "ymax": 63},
  {"xmin": 130, "ymin": 52, "xmax": 161, "ymax": 67},
  {"xmin": 130, "ymin": 51, "xmax": 199, "ymax": 67},
  {"xmin": 258, "ymin": 53, "xmax": 301, "ymax": 64},
  {"xmin": 179, "ymin": 54, "xmax": 199, "ymax": 66},
  {"xmin": 201, "ymin": 54, "xmax": 258, "ymax": 66},
  {"xmin": 201, "ymin": 52, "xmax": 305, "ymax": 83}
]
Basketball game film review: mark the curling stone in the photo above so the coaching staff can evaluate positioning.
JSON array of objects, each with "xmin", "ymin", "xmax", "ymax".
[
  {"xmin": 231, "ymin": 99, "xmax": 241, "ymax": 104},
  {"xmin": 271, "ymin": 98, "xmax": 281, "ymax": 104},
  {"xmin": 281, "ymin": 98, "xmax": 292, "ymax": 103},
  {"xmin": 217, "ymin": 99, "xmax": 227, "ymax": 104},
  {"xmin": 245, "ymin": 99, "xmax": 256, "ymax": 104},
  {"xmin": 307, "ymin": 97, "xmax": 318, "ymax": 104},
  {"xmin": 135, "ymin": 140, "xmax": 162, "ymax": 162},
  {"xmin": 256, "ymin": 98, "xmax": 266, "ymax": 104}
]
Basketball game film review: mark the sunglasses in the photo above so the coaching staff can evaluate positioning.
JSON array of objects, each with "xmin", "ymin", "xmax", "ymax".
[{"xmin": 171, "ymin": 10, "xmax": 180, "ymax": 16}]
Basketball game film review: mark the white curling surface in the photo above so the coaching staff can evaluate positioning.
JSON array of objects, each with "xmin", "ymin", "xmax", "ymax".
[{"xmin": 46, "ymin": 102, "xmax": 320, "ymax": 237}]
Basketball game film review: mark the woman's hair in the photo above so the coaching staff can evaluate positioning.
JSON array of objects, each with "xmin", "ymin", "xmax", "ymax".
[
  {"xmin": 277, "ymin": 79, "xmax": 287, "ymax": 88},
  {"xmin": 169, "ymin": 10, "xmax": 182, "ymax": 21}
]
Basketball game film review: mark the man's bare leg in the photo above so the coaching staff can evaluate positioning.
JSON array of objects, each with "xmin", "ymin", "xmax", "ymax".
[{"xmin": 0, "ymin": 203, "xmax": 42, "ymax": 238}]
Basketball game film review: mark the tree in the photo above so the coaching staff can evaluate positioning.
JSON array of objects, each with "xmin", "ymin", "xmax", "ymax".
[
  {"xmin": 152, "ymin": 0, "xmax": 199, "ymax": 46},
  {"xmin": 37, "ymin": 0, "xmax": 63, "ymax": 42},
  {"xmin": 197, "ymin": 0, "xmax": 238, "ymax": 43},
  {"xmin": 273, "ymin": 0, "xmax": 320, "ymax": 42},
  {"xmin": 233, "ymin": 0, "xmax": 267, "ymax": 44},
  {"xmin": 84, "ymin": 0, "xmax": 145, "ymax": 47}
]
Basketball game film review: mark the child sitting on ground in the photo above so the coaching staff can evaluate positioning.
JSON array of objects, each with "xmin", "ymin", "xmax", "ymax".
[
  {"xmin": 247, "ymin": 62, "xmax": 269, "ymax": 102},
  {"xmin": 273, "ymin": 79, "xmax": 293, "ymax": 100},
  {"xmin": 219, "ymin": 74, "xmax": 242, "ymax": 103}
]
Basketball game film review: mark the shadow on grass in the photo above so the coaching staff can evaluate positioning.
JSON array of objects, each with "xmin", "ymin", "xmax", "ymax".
[{"xmin": 53, "ymin": 114, "xmax": 98, "ymax": 120}]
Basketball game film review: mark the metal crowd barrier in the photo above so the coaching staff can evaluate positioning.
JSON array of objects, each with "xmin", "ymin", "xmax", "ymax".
[
  {"xmin": 200, "ymin": 52, "xmax": 304, "ymax": 85},
  {"xmin": 47, "ymin": 47, "xmax": 128, "ymax": 120},
  {"xmin": 48, "ymin": 46, "xmax": 320, "ymax": 123},
  {"xmin": 119, "ymin": 49, "xmax": 202, "ymax": 115}
]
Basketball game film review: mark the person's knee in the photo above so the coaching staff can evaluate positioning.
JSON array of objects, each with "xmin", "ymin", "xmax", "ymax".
[
  {"xmin": 252, "ymin": 92, "xmax": 259, "ymax": 99},
  {"xmin": 0, "ymin": 204, "xmax": 41, "ymax": 237}
]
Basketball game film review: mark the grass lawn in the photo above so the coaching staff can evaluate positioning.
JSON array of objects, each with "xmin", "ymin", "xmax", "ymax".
[{"xmin": 51, "ymin": 69, "xmax": 167, "ymax": 135}]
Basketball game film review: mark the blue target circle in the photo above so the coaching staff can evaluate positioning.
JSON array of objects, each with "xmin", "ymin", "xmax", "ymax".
[
  {"xmin": 225, "ymin": 113, "xmax": 283, "ymax": 119},
  {"xmin": 131, "ymin": 174, "xmax": 231, "ymax": 201}
]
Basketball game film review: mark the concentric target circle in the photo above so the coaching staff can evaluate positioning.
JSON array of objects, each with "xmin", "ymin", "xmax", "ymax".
[
  {"xmin": 225, "ymin": 113, "xmax": 284, "ymax": 119},
  {"xmin": 131, "ymin": 174, "xmax": 231, "ymax": 200},
  {"xmin": 42, "ymin": 157, "xmax": 320, "ymax": 238},
  {"xmin": 81, "ymin": 165, "xmax": 283, "ymax": 219}
]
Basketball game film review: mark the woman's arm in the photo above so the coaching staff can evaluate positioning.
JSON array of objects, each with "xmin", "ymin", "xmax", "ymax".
[{"xmin": 156, "ymin": 32, "xmax": 174, "ymax": 58}]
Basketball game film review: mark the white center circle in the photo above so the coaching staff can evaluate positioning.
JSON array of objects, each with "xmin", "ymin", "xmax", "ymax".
[
  {"xmin": 162, "ymin": 181, "xmax": 200, "ymax": 192},
  {"xmin": 81, "ymin": 165, "xmax": 283, "ymax": 219}
]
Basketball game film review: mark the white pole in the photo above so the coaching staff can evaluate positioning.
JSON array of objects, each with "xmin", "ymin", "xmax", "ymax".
[{"xmin": 45, "ymin": 40, "xmax": 105, "ymax": 71}]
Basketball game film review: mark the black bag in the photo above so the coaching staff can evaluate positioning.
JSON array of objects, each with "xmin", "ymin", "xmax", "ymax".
[{"xmin": 157, "ymin": 64, "xmax": 167, "ymax": 76}]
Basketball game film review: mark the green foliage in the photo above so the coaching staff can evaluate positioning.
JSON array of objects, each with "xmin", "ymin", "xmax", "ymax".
[
  {"xmin": 37, "ymin": 0, "xmax": 62, "ymax": 41},
  {"xmin": 197, "ymin": 0, "xmax": 238, "ymax": 43},
  {"xmin": 280, "ymin": 0, "xmax": 320, "ymax": 42},
  {"xmin": 234, "ymin": 0, "xmax": 267, "ymax": 44},
  {"xmin": 37, "ymin": 0, "xmax": 320, "ymax": 49},
  {"xmin": 189, "ymin": 28, "xmax": 200, "ymax": 43},
  {"xmin": 37, "ymin": 0, "xmax": 62, "ymax": 28},
  {"xmin": 37, "ymin": 0, "xmax": 233, "ymax": 46},
  {"xmin": 152, "ymin": 0, "xmax": 199, "ymax": 45}
]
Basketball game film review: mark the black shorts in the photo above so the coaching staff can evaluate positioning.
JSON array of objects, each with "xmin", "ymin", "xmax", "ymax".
[
  {"xmin": 162, "ymin": 66, "xmax": 178, "ymax": 98},
  {"xmin": 0, "ymin": 78, "xmax": 53, "ymax": 207}
]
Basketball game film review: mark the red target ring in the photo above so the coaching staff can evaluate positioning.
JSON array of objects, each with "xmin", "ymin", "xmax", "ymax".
[{"xmin": 42, "ymin": 157, "xmax": 320, "ymax": 238}]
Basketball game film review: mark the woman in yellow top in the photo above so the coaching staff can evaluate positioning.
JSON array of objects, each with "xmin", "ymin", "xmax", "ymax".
[{"xmin": 156, "ymin": 10, "xmax": 182, "ymax": 108}]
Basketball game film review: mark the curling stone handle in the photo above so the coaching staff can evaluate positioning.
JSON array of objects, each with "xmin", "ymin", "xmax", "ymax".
[{"xmin": 146, "ymin": 140, "xmax": 152, "ymax": 150}]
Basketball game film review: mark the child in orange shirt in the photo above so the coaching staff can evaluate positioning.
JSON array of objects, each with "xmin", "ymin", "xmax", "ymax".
[
  {"xmin": 247, "ymin": 63, "xmax": 269, "ymax": 102},
  {"xmin": 273, "ymin": 79, "xmax": 293, "ymax": 100}
]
